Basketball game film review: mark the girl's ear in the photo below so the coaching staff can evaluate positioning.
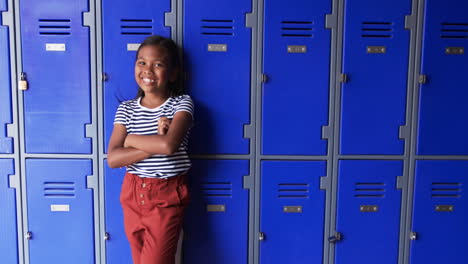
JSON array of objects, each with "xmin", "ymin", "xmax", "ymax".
[{"xmin": 170, "ymin": 67, "xmax": 179, "ymax": 82}]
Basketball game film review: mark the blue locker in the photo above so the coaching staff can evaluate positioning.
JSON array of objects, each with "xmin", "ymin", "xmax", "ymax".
[
  {"xmin": 102, "ymin": 0, "xmax": 171, "ymax": 153},
  {"xmin": 103, "ymin": 162, "xmax": 131, "ymax": 264},
  {"xmin": 262, "ymin": 0, "xmax": 331, "ymax": 155},
  {"xmin": 0, "ymin": 0, "xmax": 13, "ymax": 154},
  {"xmin": 26, "ymin": 159, "xmax": 94, "ymax": 263},
  {"xmin": 340, "ymin": 0, "xmax": 411, "ymax": 155},
  {"xmin": 20, "ymin": 0, "xmax": 91, "ymax": 154},
  {"xmin": 410, "ymin": 160, "xmax": 468, "ymax": 264},
  {"xmin": 184, "ymin": 0, "xmax": 252, "ymax": 155},
  {"xmin": 0, "ymin": 159, "xmax": 18, "ymax": 263},
  {"xmin": 260, "ymin": 161, "xmax": 326, "ymax": 264},
  {"xmin": 335, "ymin": 160, "xmax": 402, "ymax": 264},
  {"xmin": 417, "ymin": 0, "xmax": 468, "ymax": 155},
  {"xmin": 183, "ymin": 159, "xmax": 249, "ymax": 264}
]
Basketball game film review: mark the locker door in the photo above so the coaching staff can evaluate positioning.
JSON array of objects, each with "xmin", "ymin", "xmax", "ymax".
[
  {"xmin": 184, "ymin": 0, "xmax": 252, "ymax": 155},
  {"xmin": 417, "ymin": 0, "xmax": 468, "ymax": 155},
  {"xmin": 262, "ymin": 0, "xmax": 331, "ymax": 155},
  {"xmin": 260, "ymin": 161, "xmax": 326, "ymax": 264},
  {"xmin": 0, "ymin": 0, "xmax": 13, "ymax": 154},
  {"xmin": 103, "ymin": 163, "xmax": 131, "ymax": 264},
  {"xmin": 410, "ymin": 161, "xmax": 468, "ymax": 264},
  {"xmin": 26, "ymin": 159, "xmax": 94, "ymax": 263},
  {"xmin": 20, "ymin": 0, "xmax": 91, "ymax": 154},
  {"xmin": 340, "ymin": 0, "xmax": 411, "ymax": 155},
  {"xmin": 183, "ymin": 159, "xmax": 249, "ymax": 264},
  {"xmin": 0, "ymin": 159, "xmax": 18, "ymax": 263},
  {"xmin": 335, "ymin": 160, "xmax": 403, "ymax": 264},
  {"xmin": 102, "ymin": 0, "xmax": 171, "ymax": 152}
]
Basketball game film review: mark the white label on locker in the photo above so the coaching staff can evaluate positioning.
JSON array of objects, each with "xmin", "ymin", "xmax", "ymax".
[
  {"xmin": 50, "ymin": 204, "xmax": 70, "ymax": 212},
  {"xmin": 46, "ymin": 43, "xmax": 66, "ymax": 51},
  {"xmin": 208, "ymin": 44, "xmax": 227, "ymax": 52},
  {"xmin": 287, "ymin": 45, "xmax": 307, "ymax": 53},
  {"xmin": 366, "ymin": 46, "xmax": 386, "ymax": 54},
  {"xmin": 445, "ymin": 47, "xmax": 464, "ymax": 55},
  {"xmin": 127, "ymin": 43, "xmax": 141, "ymax": 51}
]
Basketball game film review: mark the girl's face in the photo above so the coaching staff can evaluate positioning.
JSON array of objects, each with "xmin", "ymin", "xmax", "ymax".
[{"xmin": 134, "ymin": 45, "xmax": 176, "ymax": 95}]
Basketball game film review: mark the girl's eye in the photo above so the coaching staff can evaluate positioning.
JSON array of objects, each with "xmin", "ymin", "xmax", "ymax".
[
  {"xmin": 154, "ymin": 63, "xmax": 163, "ymax": 67},
  {"xmin": 138, "ymin": 61, "xmax": 145, "ymax": 66}
]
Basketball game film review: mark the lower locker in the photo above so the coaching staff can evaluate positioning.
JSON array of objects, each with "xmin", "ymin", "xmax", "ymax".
[
  {"xmin": 0, "ymin": 159, "xmax": 18, "ymax": 263},
  {"xmin": 183, "ymin": 159, "xmax": 249, "ymax": 264},
  {"xmin": 26, "ymin": 159, "xmax": 94, "ymax": 263},
  {"xmin": 103, "ymin": 163, "xmax": 131, "ymax": 264},
  {"xmin": 335, "ymin": 160, "xmax": 403, "ymax": 264},
  {"xmin": 410, "ymin": 160, "xmax": 468, "ymax": 264},
  {"xmin": 260, "ymin": 161, "xmax": 326, "ymax": 264}
]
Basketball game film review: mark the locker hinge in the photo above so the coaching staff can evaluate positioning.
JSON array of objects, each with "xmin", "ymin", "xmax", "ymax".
[
  {"xmin": 398, "ymin": 125, "xmax": 410, "ymax": 140},
  {"xmin": 164, "ymin": 11, "xmax": 176, "ymax": 29},
  {"xmin": 245, "ymin": 13, "xmax": 255, "ymax": 28},
  {"xmin": 409, "ymin": 231, "xmax": 417, "ymax": 240},
  {"xmin": 82, "ymin": 12, "xmax": 92, "ymax": 27},
  {"xmin": 396, "ymin": 176, "xmax": 406, "ymax": 189},
  {"xmin": 339, "ymin": 73, "xmax": 348, "ymax": 83},
  {"xmin": 104, "ymin": 232, "xmax": 110, "ymax": 241},
  {"xmin": 328, "ymin": 232, "xmax": 342, "ymax": 243},
  {"xmin": 102, "ymin": 73, "xmax": 108, "ymax": 82},
  {"xmin": 320, "ymin": 176, "xmax": 330, "ymax": 190},
  {"xmin": 1, "ymin": 6, "xmax": 13, "ymax": 26},
  {"xmin": 418, "ymin": 74, "xmax": 427, "ymax": 84},
  {"xmin": 404, "ymin": 15, "xmax": 416, "ymax": 30},
  {"xmin": 261, "ymin": 74, "xmax": 269, "ymax": 83},
  {"xmin": 321, "ymin": 125, "xmax": 332, "ymax": 140},
  {"xmin": 243, "ymin": 175, "xmax": 254, "ymax": 189},
  {"xmin": 8, "ymin": 175, "xmax": 18, "ymax": 189},
  {"xmin": 26, "ymin": 231, "xmax": 33, "ymax": 240},
  {"xmin": 19, "ymin": 72, "xmax": 28, "ymax": 90},
  {"xmin": 259, "ymin": 232, "xmax": 266, "ymax": 241},
  {"xmin": 6, "ymin": 123, "xmax": 15, "ymax": 139},
  {"xmin": 86, "ymin": 175, "xmax": 97, "ymax": 189},
  {"xmin": 325, "ymin": 14, "xmax": 336, "ymax": 29},
  {"xmin": 243, "ymin": 124, "xmax": 254, "ymax": 139}
]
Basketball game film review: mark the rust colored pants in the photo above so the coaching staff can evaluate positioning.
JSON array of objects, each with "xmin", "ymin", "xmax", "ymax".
[{"xmin": 120, "ymin": 172, "xmax": 189, "ymax": 264}]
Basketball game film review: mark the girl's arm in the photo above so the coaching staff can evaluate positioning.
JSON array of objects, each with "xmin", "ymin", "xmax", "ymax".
[
  {"xmin": 124, "ymin": 111, "xmax": 192, "ymax": 155},
  {"xmin": 107, "ymin": 124, "xmax": 153, "ymax": 168}
]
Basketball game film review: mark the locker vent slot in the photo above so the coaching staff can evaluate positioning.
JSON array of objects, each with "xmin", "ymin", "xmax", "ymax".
[
  {"xmin": 441, "ymin": 23, "xmax": 468, "ymax": 39},
  {"xmin": 44, "ymin": 182, "xmax": 75, "ymax": 198},
  {"xmin": 201, "ymin": 182, "xmax": 232, "ymax": 197},
  {"xmin": 281, "ymin": 21, "xmax": 313, "ymax": 37},
  {"xmin": 431, "ymin": 182, "xmax": 461, "ymax": 198},
  {"xmin": 278, "ymin": 183, "xmax": 309, "ymax": 198},
  {"xmin": 355, "ymin": 182, "xmax": 385, "ymax": 198},
  {"xmin": 38, "ymin": 19, "xmax": 71, "ymax": 35},
  {"xmin": 121, "ymin": 19, "xmax": 153, "ymax": 35},
  {"xmin": 361, "ymin": 22, "xmax": 393, "ymax": 38},
  {"xmin": 201, "ymin": 19, "xmax": 234, "ymax": 36}
]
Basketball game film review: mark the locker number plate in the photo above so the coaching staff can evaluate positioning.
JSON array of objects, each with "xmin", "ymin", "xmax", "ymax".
[
  {"xmin": 445, "ymin": 47, "xmax": 464, "ymax": 55},
  {"xmin": 283, "ymin": 206, "xmax": 302, "ymax": 213},
  {"xmin": 50, "ymin": 204, "xmax": 70, "ymax": 212},
  {"xmin": 127, "ymin": 43, "xmax": 141, "ymax": 51},
  {"xmin": 207, "ymin": 204, "xmax": 226, "ymax": 212},
  {"xmin": 287, "ymin": 45, "xmax": 307, "ymax": 53},
  {"xmin": 46, "ymin": 43, "xmax": 66, "ymax": 51},
  {"xmin": 435, "ymin": 205, "xmax": 454, "ymax": 212},
  {"xmin": 208, "ymin": 44, "xmax": 227, "ymax": 52},
  {"xmin": 360, "ymin": 205, "xmax": 378, "ymax": 212},
  {"xmin": 367, "ymin": 46, "xmax": 386, "ymax": 54}
]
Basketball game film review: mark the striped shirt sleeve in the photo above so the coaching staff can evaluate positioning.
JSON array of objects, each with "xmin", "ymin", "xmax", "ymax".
[
  {"xmin": 114, "ymin": 102, "xmax": 129, "ymax": 125},
  {"xmin": 173, "ymin": 95, "xmax": 194, "ymax": 118}
]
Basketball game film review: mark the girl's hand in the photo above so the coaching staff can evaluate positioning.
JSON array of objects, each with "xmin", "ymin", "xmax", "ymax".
[{"xmin": 158, "ymin": 117, "xmax": 172, "ymax": 135}]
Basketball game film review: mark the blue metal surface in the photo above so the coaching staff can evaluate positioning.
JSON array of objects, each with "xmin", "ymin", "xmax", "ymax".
[
  {"xmin": 184, "ymin": 0, "xmax": 252, "ymax": 154},
  {"xmin": 340, "ymin": 0, "xmax": 411, "ymax": 155},
  {"xmin": 103, "ymin": 162, "xmax": 131, "ymax": 264},
  {"xmin": 0, "ymin": 159, "xmax": 18, "ymax": 264},
  {"xmin": 260, "ymin": 161, "xmax": 326, "ymax": 264},
  {"xmin": 410, "ymin": 160, "xmax": 468, "ymax": 264},
  {"xmin": 262, "ymin": 0, "xmax": 331, "ymax": 155},
  {"xmin": 417, "ymin": 0, "xmax": 468, "ymax": 155},
  {"xmin": 183, "ymin": 159, "xmax": 249, "ymax": 264},
  {"xmin": 335, "ymin": 160, "xmax": 402, "ymax": 264},
  {"xmin": 20, "ymin": 0, "xmax": 91, "ymax": 154},
  {"xmin": 26, "ymin": 159, "xmax": 94, "ymax": 263},
  {"xmin": 0, "ymin": 0, "xmax": 13, "ymax": 154},
  {"xmin": 102, "ymin": 0, "xmax": 171, "ymax": 153}
]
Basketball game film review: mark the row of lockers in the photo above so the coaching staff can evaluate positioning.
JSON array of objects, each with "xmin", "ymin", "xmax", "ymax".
[
  {"xmin": 1, "ymin": 158, "xmax": 466, "ymax": 263},
  {"xmin": 1, "ymin": 0, "xmax": 467, "ymax": 156}
]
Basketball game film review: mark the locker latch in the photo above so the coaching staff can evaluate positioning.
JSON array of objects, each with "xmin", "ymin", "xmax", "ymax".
[
  {"xmin": 409, "ymin": 231, "xmax": 417, "ymax": 240},
  {"xmin": 104, "ymin": 232, "xmax": 110, "ymax": 240},
  {"xmin": 259, "ymin": 232, "xmax": 266, "ymax": 241},
  {"xmin": 328, "ymin": 232, "xmax": 342, "ymax": 243},
  {"xmin": 339, "ymin": 74, "xmax": 348, "ymax": 83},
  {"xmin": 261, "ymin": 74, "xmax": 269, "ymax": 83},
  {"xmin": 19, "ymin": 72, "xmax": 28, "ymax": 90},
  {"xmin": 25, "ymin": 231, "xmax": 33, "ymax": 240},
  {"xmin": 418, "ymin": 75, "xmax": 427, "ymax": 84}
]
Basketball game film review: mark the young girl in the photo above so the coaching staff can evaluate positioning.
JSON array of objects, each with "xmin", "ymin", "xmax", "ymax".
[{"xmin": 107, "ymin": 35, "xmax": 193, "ymax": 264}]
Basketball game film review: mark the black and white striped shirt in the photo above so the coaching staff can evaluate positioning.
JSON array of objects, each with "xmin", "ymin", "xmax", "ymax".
[{"xmin": 114, "ymin": 95, "xmax": 194, "ymax": 179}]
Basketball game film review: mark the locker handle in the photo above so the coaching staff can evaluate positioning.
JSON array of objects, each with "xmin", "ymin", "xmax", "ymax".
[
  {"xmin": 26, "ymin": 231, "xmax": 33, "ymax": 240},
  {"xmin": 328, "ymin": 232, "xmax": 342, "ymax": 243}
]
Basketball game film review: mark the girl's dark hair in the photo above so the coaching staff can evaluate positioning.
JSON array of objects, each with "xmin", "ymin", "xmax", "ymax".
[{"xmin": 135, "ymin": 35, "xmax": 183, "ymax": 98}]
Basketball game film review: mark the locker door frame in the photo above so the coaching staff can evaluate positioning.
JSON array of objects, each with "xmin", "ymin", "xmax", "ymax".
[{"xmin": 14, "ymin": 0, "xmax": 100, "ymax": 263}]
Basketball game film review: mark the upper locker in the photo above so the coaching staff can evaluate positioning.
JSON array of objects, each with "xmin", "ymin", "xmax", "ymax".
[
  {"xmin": 102, "ymin": 0, "xmax": 171, "ymax": 152},
  {"xmin": 19, "ymin": 0, "xmax": 91, "ymax": 154},
  {"xmin": 262, "ymin": 0, "xmax": 331, "ymax": 155},
  {"xmin": 184, "ymin": 0, "xmax": 252, "ymax": 155},
  {"xmin": 0, "ymin": 0, "xmax": 13, "ymax": 154},
  {"xmin": 340, "ymin": 0, "xmax": 411, "ymax": 155},
  {"xmin": 417, "ymin": 0, "xmax": 468, "ymax": 155}
]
